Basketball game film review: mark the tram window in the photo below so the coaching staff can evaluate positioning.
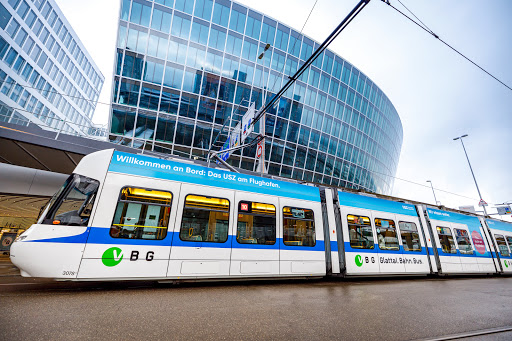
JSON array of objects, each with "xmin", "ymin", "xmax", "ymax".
[
  {"xmin": 495, "ymin": 235, "xmax": 510, "ymax": 257},
  {"xmin": 110, "ymin": 187, "xmax": 172, "ymax": 240},
  {"xmin": 399, "ymin": 221, "xmax": 421, "ymax": 252},
  {"xmin": 179, "ymin": 194, "xmax": 229, "ymax": 243},
  {"xmin": 436, "ymin": 226, "xmax": 456, "ymax": 254},
  {"xmin": 237, "ymin": 201, "xmax": 276, "ymax": 245},
  {"xmin": 375, "ymin": 218, "xmax": 399, "ymax": 250},
  {"xmin": 43, "ymin": 174, "xmax": 100, "ymax": 226},
  {"xmin": 347, "ymin": 214, "xmax": 374, "ymax": 249},
  {"xmin": 506, "ymin": 237, "xmax": 512, "ymax": 253},
  {"xmin": 283, "ymin": 207, "xmax": 315, "ymax": 247},
  {"xmin": 454, "ymin": 229, "xmax": 474, "ymax": 255}
]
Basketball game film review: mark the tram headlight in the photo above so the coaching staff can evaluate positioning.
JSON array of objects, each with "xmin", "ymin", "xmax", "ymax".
[{"xmin": 14, "ymin": 235, "xmax": 27, "ymax": 242}]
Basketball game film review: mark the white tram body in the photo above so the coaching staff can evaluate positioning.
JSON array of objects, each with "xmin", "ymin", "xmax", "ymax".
[
  {"xmin": 485, "ymin": 219, "xmax": 512, "ymax": 274},
  {"xmin": 11, "ymin": 150, "xmax": 325, "ymax": 280},
  {"xmin": 9, "ymin": 150, "xmax": 512, "ymax": 281},
  {"xmin": 422, "ymin": 208, "xmax": 496, "ymax": 275},
  {"xmin": 329, "ymin": 191, "xmax": 431, "ymax": 276}
]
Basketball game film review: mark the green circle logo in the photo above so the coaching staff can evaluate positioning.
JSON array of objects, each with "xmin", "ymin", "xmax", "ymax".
[
  {"xmin": 102, "ymin": 247, "xmax": 124, "ymax": 267},
  {"xmin": 505, "ymin": 260, "xmax": 509, "ymax": 268},
  {"xmin": 355, "ymin": 255, "xmax": 363, "ymax": 267}
]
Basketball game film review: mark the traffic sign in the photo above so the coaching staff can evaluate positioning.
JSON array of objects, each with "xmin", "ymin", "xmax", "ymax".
[
  {"xmin": 256, "ymin": 144, "xmax": 262, "ymax": 158},
  {"xmin": 478, "ymin": 199, "xmax": 488, "ymax": 207}
]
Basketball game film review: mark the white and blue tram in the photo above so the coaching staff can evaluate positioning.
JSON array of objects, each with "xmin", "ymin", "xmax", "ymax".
[{"xmin": 9, "ymin": 150, "xmax": 512, "ymax": 281}]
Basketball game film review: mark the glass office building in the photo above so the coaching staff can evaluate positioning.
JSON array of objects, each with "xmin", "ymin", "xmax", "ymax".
[
  {"xmin": 0, "ymin": 0, "xmax": 104, "ymax": 135},
  {"xmin": 110, "ymin": 0, "xmax": 403, "ymax": 194}
]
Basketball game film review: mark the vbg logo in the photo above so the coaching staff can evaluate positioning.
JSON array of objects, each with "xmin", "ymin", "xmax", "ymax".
[
  {"xmin": 102, "ymin": 247, "xmax": 155, "ymax": 267},
  {"xmin": 355, "ymin": 254, "xmax": 376, "ymax": 267},
  {"xmin": 355, "ymin": 255, "xmax": 363, "ymax": 267},
  {"xmin": 102, "ymin": 247, "xmax": 123, "ymax": 267}
]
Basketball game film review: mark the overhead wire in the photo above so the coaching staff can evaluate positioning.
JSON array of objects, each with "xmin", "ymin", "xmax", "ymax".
[
  {"xmin": 382, "ymin": 0, "xmax": 512, "ymax": 92},
  {"xmin": 265, "ymin": 0, "xmax": 319, "ymax": 98},
  {"xmin": 2, "ymin": 0, "xmax": 496, "ymax": 206}
]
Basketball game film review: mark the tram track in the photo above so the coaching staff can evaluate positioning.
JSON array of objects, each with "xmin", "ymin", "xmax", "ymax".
[{"xmin": 419, "ymin": 326, "xmax": 512, "ymax": 341}]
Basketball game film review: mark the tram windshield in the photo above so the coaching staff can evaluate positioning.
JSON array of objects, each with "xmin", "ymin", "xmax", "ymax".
[
  {"xmin": 495, "ymin": 235, "xmax": 510, "ymax": 257},
  {"xmin": 399, "ymin": 221, "xmax": 421, "ymax": 252},
  {"xmin": 348, "ymin": 214, "xmax": 374, "ymax": 249},
  {"xmin": 42, "ymin": 174, "xmax": 99, "ymax": 226},
  {"xmin": 237, "ymin": 201, "xmax": 276, "ymax": 245},
  {"xmin": 454, "ymin": 229, "xmax": 474, "ymax": 255},
  {"xmin": 437, "ymin": 226, "xmax": 456, "ymax": 254},
  {"xmin": 375, "ymin": 218, "xmax": 399, "ymax": 250}
]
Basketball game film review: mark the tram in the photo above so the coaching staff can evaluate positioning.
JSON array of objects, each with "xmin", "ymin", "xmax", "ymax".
[{"xmin": 9, "ymin": 149, "xmax": 512, "ymax": 281}]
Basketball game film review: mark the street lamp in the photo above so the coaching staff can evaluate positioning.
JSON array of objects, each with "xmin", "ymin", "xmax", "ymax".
[
  {"xmin": 256, "ymin": 43, "xmax": 271, "ymax": 175},
  {"xmin": 426, "ymin": 180, "xmax": 440, "ymax": 206},
  {"xmin": 453, "ymin": 134, "xmax": 488, "ymax": 216}
]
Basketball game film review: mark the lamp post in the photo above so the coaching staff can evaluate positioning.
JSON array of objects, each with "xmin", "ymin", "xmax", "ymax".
[
  {"xmin": 256, "ymin": 43, "xmax": 270, "ymax": 175},
  {"xmin": 453, "ymin": 134, "xmax": 488, "ymax": 216},
  {"xmin": 426, "ymin": 180, "xmax": 439, "ymax": 205}
]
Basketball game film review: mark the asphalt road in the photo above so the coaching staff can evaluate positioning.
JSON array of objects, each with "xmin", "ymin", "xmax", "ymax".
[{"xmin": 0, "ymin": 276, "xmax": 511, "ymax": 340}]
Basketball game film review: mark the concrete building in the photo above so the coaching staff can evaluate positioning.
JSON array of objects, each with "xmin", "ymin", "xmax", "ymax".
[{"xmin": 0, "ymin": 0, "xmax": 104, "ymax": 136}]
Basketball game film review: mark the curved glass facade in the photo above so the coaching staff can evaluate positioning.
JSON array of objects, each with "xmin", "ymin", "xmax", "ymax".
[{"xmin": 109, "ymin": 0, "xmax": 403, "ymax": 194}]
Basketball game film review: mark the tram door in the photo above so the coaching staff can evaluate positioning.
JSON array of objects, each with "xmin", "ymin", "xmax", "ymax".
[
  {"xmin": 430, "ymin": 220, "xmax": 463, "ymax": 273},
  {"xmin": 167, "ymin": 184, "xmax": 234, "ymax": 279},
  {"xmin": 78, "ymin": 174, "xmax": 179, "ymax": 279},
  {"xmin": 229, "ymin": 192, "xmax": 280, "ymax": 277},
  {"xmin": 372, "ymin": 211, "xmax": 406, "ymax": 274},
  {"xmin": 396, "ymin": 215, "xmax": 430, "ymax": 274},
  {"xmin": 341, "ymin": 206, "xmax": 380, "ymax": 275},
  {"xmin": 452, "ymin": 223, "xmax": 479, "ymax": 273},
  {"xmin": 278, "ymin": 197, "xmax": 325, "ymax": 276}
]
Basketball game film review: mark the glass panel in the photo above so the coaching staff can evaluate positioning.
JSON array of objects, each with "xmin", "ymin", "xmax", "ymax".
[
  {"xmin": 495, "ymin": 235, "xmax": 510, "ymax": 257},
  {"xmin": 283, "ymin": 206, "xmax": 315, "ymax": 246},
  {"xmin": 399, "ymin": 221, "xmax": 421, "ymax": 252},
  {"xmin": 190, "ymin": 20, "xmax": 209, "ymax": 45},
  {"xmin": 212, "ymin": 1, "xmax": 229, "ymax": 27},
  {"xmin": 175, "ymin": 0, "xmax": 193, "ymax": 14},
  {"xmin": 110, "ymin": 187, "xmax": 172, "ymax": 240},
  {"xmin": 179, "ymin": 194, "xmax": 230, "ymax": 243},
  {"xmin": 237, "ymin": 201, "xmax": 276, "ymax": 245},
  {"xmin": 194, "ymin": 0, "xmax": 213, "ymax": 21},
  {"xmin": 437, "ymin": 226, "xmax": 456, "ymax": 254},
  {"xmin": 171, "ymin": 12, "xmax": 191, "ymax": 39},
  {"xmin": 44, "ymin": 174, "xmax": 100, "ymax": 226}
]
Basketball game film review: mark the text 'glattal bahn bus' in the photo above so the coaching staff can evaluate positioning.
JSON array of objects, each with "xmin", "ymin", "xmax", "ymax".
[{"xmin": 9, "ymin": 149, "xmax": 512, "ymax": 280}]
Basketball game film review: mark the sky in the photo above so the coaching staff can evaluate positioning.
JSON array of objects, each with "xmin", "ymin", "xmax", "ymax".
[{"xmin": 56, "ymin": 0, "xmax": 512, "ymax": 220}]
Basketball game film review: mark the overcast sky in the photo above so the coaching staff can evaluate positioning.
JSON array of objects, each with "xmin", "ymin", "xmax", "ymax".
[{"xmin": 57, "ymin": 0, "xmax": 512, "ymax": 220}]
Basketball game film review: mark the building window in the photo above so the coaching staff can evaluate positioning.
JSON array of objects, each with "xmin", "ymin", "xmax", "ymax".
[
  {"xmin": 110, "ymin": 187, "xmax": 172, "ymax": 240},
  {"xmin": 437, "ymin": 226, "xmax": 456, "ymax": 254},
  {"xmin": 237, "ymin": 201, "xmax": 276, "ymax": 245},
  {"xmin": 179, "ymin": 194, "xmax": 230, "ymax": 243},
  {"xmin": 283, "ymin": 206, "xmax": 315, "ymax": 246}
]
